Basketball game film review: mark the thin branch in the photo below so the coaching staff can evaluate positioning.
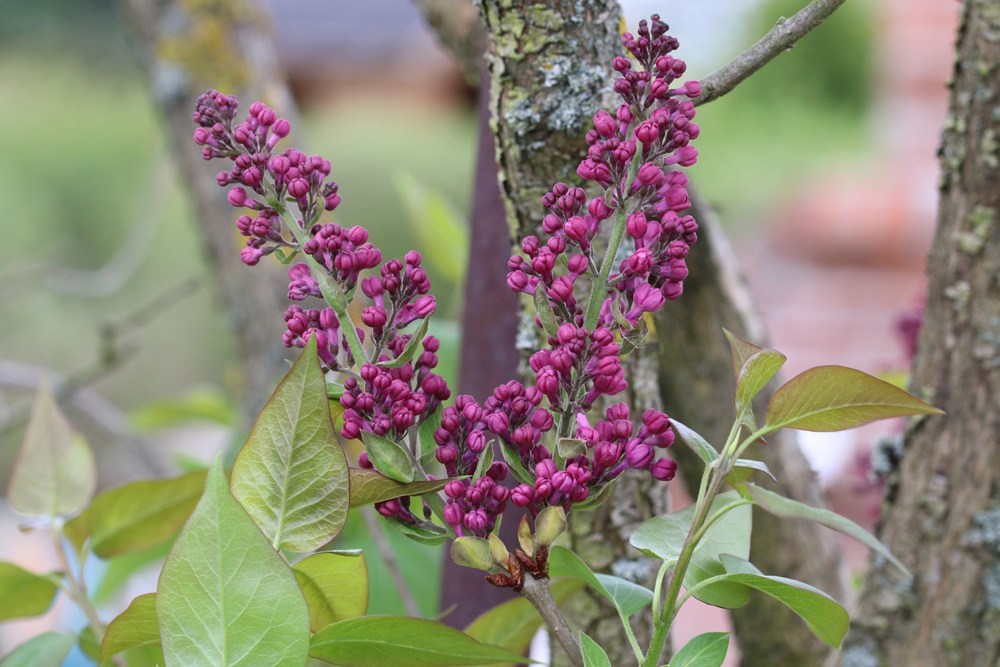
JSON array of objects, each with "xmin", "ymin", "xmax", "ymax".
[
  {"xmin": 518, "ymin": 574, "xmax": 583, "ymax": 667},
  {"xmin": 695, "ymin": 0, "xmax": 847, "ymax": 106},
  {"xmin": 359, "ymin": 506, "xmax": 422, "ymax": 617}
]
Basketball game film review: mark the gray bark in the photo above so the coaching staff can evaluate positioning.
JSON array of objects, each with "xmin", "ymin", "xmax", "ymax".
[
  {"xmin": 840, "ymin": 2, "xmax": 1000, "ymax": 665},
  {"xmin": 121, "ymin": 0, "xmax": 292, "ymax": 430}
]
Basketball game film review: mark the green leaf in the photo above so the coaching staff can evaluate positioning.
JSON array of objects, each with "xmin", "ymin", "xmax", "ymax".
[
  {"xmin": 548, "ymin": 546, "xmax": 652, "ymax": 617},
  {"xmin": 533, "ymin": 286, "xmax": 560, "ymax": 338},
  {"xmin": 79, "ymin": 626, "xmax": 100, "ymax": 662},
  {"xmin": 310, "ymin": 615, "xmax": 531, "ymax": 666},
  {"xmin": 464, "ymin": 579, "xmax": 583, "ymax": 665},
  {"xmin": 348, "ymin": 468, "xmax": 451, "ymax": 507},
  {"xmin": 727, "ymin": 459, "xmax": 776, "ymax": 486},
  {"xmin": 384, "ymin": 518, "xmax": 449, "ymax": 546},
  {"xmin": 379, "ymin": 318, "xmax": 431, "ymax": 369},
  {"xmin": 580, "ymin": 632, "xmax": 611, "ymax": 667},
  {"xmin": 94, "ymin": 541, "xmax": 172, "ymax": 603},
  {"xmin": 395, "ymin": 173, "xmax": 468, "ymax": 285},
  {"xmin": 630, "ymin": 492, "xmax": 752, "ymax": 608},
  {"xmin": 573, "ymin": 478, "xmax": 618, "ymax": 511},
  {"xmin": 6, "ymin": 382, "xmax": 95, "ymax": 518},
  {"xmin": 723, "ymin": 330, "xmax": 786, "ymax": 409},
  {"xmin": 231, "ymin": 338, "xmax": 350, "ymax": 552},
  {"xmin": 417, "ymin": 408, "xmax": 442, "ymax": 469},
  {"xmin": 669, "ymin": 632, "xmax": 729, "ymax": 667},
  {"xmin": 292, "ymin": 552, "xmax": 368, "ymax": 632},
  {"xmin": 765, "ymin": 365, "xmax": 944, "ymax": 432},
  {"xmin": 0, "ymin": 632, "xmax": 76, "ymax": 667},
  {"xmin": 360, "ymin": 432, "xmax": 416, "ymax": 483},
  {"xmin": 748, "ymin": 484, "xmax": 910, "ymax": 577},
  {"xmin": 0, "ymin": 562, "xmax": 59, "ymax": 621},
  {"xmin": 101, "ymin": 593, "xmax": 160, "ymax": 664},
  {"xmin": 671, "ymin": 419, "xmax": 719, "ymax": 467},
  {"xmin": 156, "ymin": 458, "xmax": 310, "ymax": 667},
  {"xmin": 499, "ymin": 444, "xmax": 534, "ymax": 486},
  {"xmin": 68, "ymin": 471, "xmax": 206, "ymax": 559},
  {"xmin": 129, "ymin": 388, "xmax": 236, "ymax": 431},
  {"xmin": 556, "ymin": 437, "xmax": 587, "ymax": 460},
  {"xmin": 718, "ymin": 555, "xmax": 849, "ymax": 648},
  {"xmin": 473, "ymin": 442, "xmax": 495, "ymax": 479}
]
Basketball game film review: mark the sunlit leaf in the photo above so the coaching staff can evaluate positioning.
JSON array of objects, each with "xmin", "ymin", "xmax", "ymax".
[
  {"xmin": 379, "ymin": 318, "xmax": 430, "ymax": 369},
  {"xmin": 100, "ymin": 593, "xmax": 160, "ymax": 664},
  {"xmin": 129, "ymin": 388, "xmax": 235, "ymax": 431},
  {"xmin": 0, "ymin": 632, "xmax": 75, "ymax": 667},
  {"xmin": 748, "ymin": 484, "xmax": 909, "ymax": 577},
  {"xmin": 67, "ymin": 471, "xmax": 206, "ymax": 559},
  {"xmin": 718, "ymin": 555, "xmax": 849, "ymax": 648},
  {"xmin": 533, "ymin": 287, "xmax": 560, "ymax": 338},
  {"xmin": 7, "ymin": 383, "xmax": 95, "ymax": 518},
  {"xmin": 417, "ymin": 408, "xmax": 442, "ymax": 469},
  {"xmin": 548, "ymin": 546, "xmax": 652, "ymax": 618},
  {"xmin": 292, "ymin": 552, "xmax": 368, "ymax": 631},
  {"xmin": 231, "ymin": 338, "xmax": 350, "ymax": 552},
  {"xmin": 765, "ymin": 365, "xmax": 943, "ymax": 432},
  {"xmin": 395, "ymin": 173, "xmax": 468, "ymax": 285},
  {"xmin": 156, "ymin": 458, "xmax": 310, "ymax": 666},
  {"xmin": 310, "ymin": 616, "xmax": 531, "ymax": 666},
  {"xmin": 669, "ymin": 632, "xmax": 729, "ymax": 667},
  {"xmin": 0, "ymin": 562, "xmax": 59, "ymax": 621}
]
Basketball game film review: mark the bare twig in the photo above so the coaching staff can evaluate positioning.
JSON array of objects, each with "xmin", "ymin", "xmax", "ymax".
[
  {"xmin": 696, "ymin": 0, "xmax": 847, "ymax": 106},
  {"xmin": 518, "ymin": 575, "xmax": 583, "ymax": 667},
  {"xmin": 0, "ymin": 277, "xmax": 201, "ymax": 447},
  {"xmin": 359, "ymin": 505, "xmax": 422, "ymax": 617}
]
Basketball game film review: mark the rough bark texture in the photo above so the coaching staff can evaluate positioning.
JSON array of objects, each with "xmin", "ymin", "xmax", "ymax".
[
  {"xmin": 661, "ymin": 190, "xmax": 845, "ymax": 667},
  {"xmin": 840, "ymin": 3, "xmax": 1000, "ymax": 665},
  {"xmin": 121, "ymin": 0, "xmax": 292, "ymax": 430}
]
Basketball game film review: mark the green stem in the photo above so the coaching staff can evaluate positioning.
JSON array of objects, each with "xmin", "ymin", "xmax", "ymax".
[
  {"xmin": 618, "ymin": 609, "xmax": 645, "ymax": 664},
  {"xmin": 582, "ymin": 157, "xmax": 642, "ymax": 332},
  {"xmin": 52, "ymin": 527, "xmax": 108, "ymax": 643},
  {"xmin": 274, "ymin": 201, "xmax": 369, "ymax": 366}
]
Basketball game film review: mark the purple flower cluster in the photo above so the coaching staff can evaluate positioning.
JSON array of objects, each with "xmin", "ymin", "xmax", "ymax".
[{"xmin": 342, "ymin": 336, "xmax": 450, "ymax": 443}]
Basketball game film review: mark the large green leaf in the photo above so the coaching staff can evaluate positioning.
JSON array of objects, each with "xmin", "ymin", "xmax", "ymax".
[
  {"xmin": 630, "ymin": 492, "xmax": 752, "ymax": 608},
  {"xmin": 0, "ymin": 562, "xmax": 59, "ymax": 621},
  {"xmin": 548, "ymin": 546, "xmax": 653, "ymax": 618},
  {"xmin": 765, "ymin": 365, "xmax": 943, "ymax": 432},
  {"xmin": 669, "ymin": 632, "xmax": 729, "ymax": 667},
  {"xmin": 101, "ymin": 593, "xmax": 160, "ymax": 664},
  {"xmin": 310, "ymin": 616, "xmax": 531, "ymax": 666},
  {"xmin": 292, "ymin": 552, "xmax": 368, "ymax": 631},
  {"xmin": 748, "ymin": 484, "xmax": 909, "ymax": 576},
  {"xmin": 156, "ymin": 458, "xmax": 310, "ymax": 666},
  {"xmin": 0, "ymin": 632, "xmax": 75, "ymax": 667},
  {"xmin": 66, "ymin": 471, "xmax": 206, "ymax": 559},
  {"xmin": 6, "ymin": 383, "xmax": 95, "ymax": 518},
  {"xmin": 718, "ymin": 555, "xmax": 849, "ymax": 648},
  {"xmin": 464, "ymin": 579, "xmax": 583, "ymax": 666},
  {"xmin": 231, "ymin": 338, "xmax": 350, "ymax": 552},
  {"xmin": 580, "ymin": 632, "xmax": 611, "ymax": 667},
  {"xmin": 348, "ymin": 468, "xmax": 451, "ymax": 507},
  {"xmin": 360, "ymin": 431, "xmax": 417, "ymax": 483}
]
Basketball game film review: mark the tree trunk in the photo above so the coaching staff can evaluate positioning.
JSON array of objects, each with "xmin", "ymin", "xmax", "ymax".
[
  {"xmin": 120, "ymin": 0, "xmax": 292, "ymax": 431},
  {"xmin": 840, "ymin": 2, "xmax": 1000, "ymax": 665}
]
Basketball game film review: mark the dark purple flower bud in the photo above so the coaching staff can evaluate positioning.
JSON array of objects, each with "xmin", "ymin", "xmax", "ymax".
[
  {"xmin": 536, "ymin": 459, "xmax": 557, "ymax": 479},
  {"xmin": 634, "ymin": 282, "xmax": 666, "ymax": 313},
  {"xmin": 464, "ymin": 509, "xmax": 488, "ymax": 533},
  {"xmin": 626, "ymin": 441, "xmax": 654, "ymax": 469},
  {"xmin": 636, "ymin": 162, "xmax": 665, "ymax": 187},
  {"xmin": 444, "ymin": 503, "xmax": 464, "ymax": 527},
  {"xmin": 642, "ymin": 409, "xmax": 671, "ymax": 435},
  {"xmin": 228, "ymin": 187, "xmax": 248, "ymax": 207},
  {"xmin": 485, "ymin": 412, "xmax": 509, "ymax": 434},
  {"xmin": 288, "ymin": 178, "xmax": 310, "ymax": 198},
  {"xmin": 512, "ymin": 484, "xmax": 534, "ymax": 507},
  {"xmin": 593, "ymin": 110, "xmax": 617, "ymax": 137},
  {"xmin": 651, "ymin": 457, "xmax": 678, "ymax": 481},
  {"xmin": 445, "ymin": 480, "xmax": 466, "ymax": 499},
  {"xmin": 240, "ymin": 247, "xmax": 263, "ymax": 265}
]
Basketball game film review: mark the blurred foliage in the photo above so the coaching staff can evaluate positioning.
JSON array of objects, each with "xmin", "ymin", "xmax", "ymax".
[{"xmin": 749, "ymin": 0, "xmax": 874, "ymax": 113}]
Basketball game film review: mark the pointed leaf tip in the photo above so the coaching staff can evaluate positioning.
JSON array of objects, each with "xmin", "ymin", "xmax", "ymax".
[{"xmin": 765, "ymin": 365, "xmax": 944, "ymax": 433}]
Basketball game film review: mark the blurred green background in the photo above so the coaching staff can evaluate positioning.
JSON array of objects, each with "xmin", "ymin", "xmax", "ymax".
[{"xmin": 0, "ymin": 0, "xmax": 876, "ymax": 640}]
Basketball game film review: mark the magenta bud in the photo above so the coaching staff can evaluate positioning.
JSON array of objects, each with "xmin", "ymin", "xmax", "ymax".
[
  {"xmin": 651, "ymin": 457, "xmax": 677, "ymax": 481},
  {"xmin": 288, "ymin": 178, "xmax": 310, "ymax": 198},
  {"xmin": 273, "ymin": 118, "xmax": 291, "ymax": 138},
  {"xmin": 228, "ymin": 186, "xmax": 248, "ymax": 207}
]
